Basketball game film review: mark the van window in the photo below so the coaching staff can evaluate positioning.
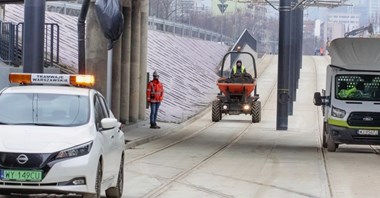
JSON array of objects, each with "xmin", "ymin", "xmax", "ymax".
[{"xmin": 335, "ymin": 75, "xmax": 380, "ymax": 101}]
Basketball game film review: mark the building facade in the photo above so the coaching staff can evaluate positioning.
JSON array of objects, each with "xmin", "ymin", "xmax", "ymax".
[{"xmin": 328, "ymin": 13, "xmax": 360, "ymax": 32}]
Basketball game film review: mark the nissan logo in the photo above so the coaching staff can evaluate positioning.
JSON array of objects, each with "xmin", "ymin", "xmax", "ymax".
[
  {"xmin": 363, "ymin": 117, "xmax": 374, "ymax": 122},
  {"xmin": 16, "ymin": 154, "xmax": 29, "ymax": 165}
]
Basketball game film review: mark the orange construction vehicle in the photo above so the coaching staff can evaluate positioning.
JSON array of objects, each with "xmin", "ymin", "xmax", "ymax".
[{"xmin": 212, "ymin": 50, "xmax": 261, "ymax": 123}]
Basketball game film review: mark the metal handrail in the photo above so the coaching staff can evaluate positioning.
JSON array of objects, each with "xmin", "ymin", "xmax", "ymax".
[
  {"xmin": 7, "ymin": 21, "xmax": 60, "ymax": 67},
  {"xmin": 0, "ymin": 21, "xmax": 15, "ymax": 64}
]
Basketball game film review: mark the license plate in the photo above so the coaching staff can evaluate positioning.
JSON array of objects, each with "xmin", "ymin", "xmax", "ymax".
[
  {"xmin": 357, "ymin": 130, "xmax": 379, "ymax": 136},
  {"xmin": 0, "ymin": 169, "xmax": 42, "ymax": 182}
]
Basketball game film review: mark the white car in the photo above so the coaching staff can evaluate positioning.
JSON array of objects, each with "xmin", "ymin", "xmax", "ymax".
[{"xmin": 0, "ymin": 73, "xmax": 125, "ymax": 198}]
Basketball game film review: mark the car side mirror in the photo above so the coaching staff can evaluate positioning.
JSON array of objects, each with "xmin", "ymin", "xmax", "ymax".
[
  {"xmin": 313, "ymin": 92, "xmax": 323, "ymax": 106},
  {"xmin": 101, "ymin": 118, "xmax": 118, "ymax": 130}
]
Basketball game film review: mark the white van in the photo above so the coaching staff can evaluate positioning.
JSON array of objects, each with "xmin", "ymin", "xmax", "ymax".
[{"xmin": 314, "ymin": 38, "xmax": 380, "ymax": 152}]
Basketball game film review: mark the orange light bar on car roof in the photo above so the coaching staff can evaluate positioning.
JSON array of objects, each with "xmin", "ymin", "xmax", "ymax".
[
  {"xmin": 70, "ymin": 75, "xmax": 95, "ymax": 87},
  {"xmin": 9, "ymin": 73, "xmax": 32, "ymax": 84},
  {"xmin": 9, "ymin": 73, "xmax": 95, "ymax": 87}
]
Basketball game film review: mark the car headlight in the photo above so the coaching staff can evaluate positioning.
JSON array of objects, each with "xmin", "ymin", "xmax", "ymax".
[
  {"xmin": 55, "ymin": 141, "xmax": 93, "ymax": 160},
  {"xmin": 331, "ymin": 106, "xmax": 346, "ymax": 118}
]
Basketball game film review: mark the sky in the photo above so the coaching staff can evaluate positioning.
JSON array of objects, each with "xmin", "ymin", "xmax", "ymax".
[{"xmin": 203, "ymin": 0, "xmax": 212, "ymax": 7}]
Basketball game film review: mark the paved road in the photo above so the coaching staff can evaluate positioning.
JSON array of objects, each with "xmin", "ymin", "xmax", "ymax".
[
  {"xmin": 123, "ymin": 55, "xmax": 380, "ymax": 198},
  {"xmin": 3, "ymin": 55, "xmax": 380, "ymax": 198}
]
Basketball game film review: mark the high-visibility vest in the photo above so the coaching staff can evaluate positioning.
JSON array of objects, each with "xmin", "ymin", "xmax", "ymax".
[
  {"xmin": 147, "ymin": 80, "xmax": 164, "ymax": 103},
  {"xmin": 338, "ymin": 87, "xmax": 357, "ymax": 98},
  {"xmin": 232, "ymin": 66, "xmax": 246, "ymax": 74}
]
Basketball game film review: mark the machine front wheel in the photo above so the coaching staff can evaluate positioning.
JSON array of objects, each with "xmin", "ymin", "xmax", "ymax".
[
  {"xmin": 212, "ymin": 100, "xmax": 222, "ymax": 122},
  {"xmin": 251, "ymin": 101, "xmax": 261, "ymax": 123}
]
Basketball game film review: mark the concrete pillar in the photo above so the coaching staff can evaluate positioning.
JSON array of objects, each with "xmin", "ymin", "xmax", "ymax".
[
  {"xmin": 288, "ymin": 4, "xmax": 296, "ymax": 116},
  {"xmin": 86, "ymin": 2, "xmax": 108, "ymax": 95},
  {"xmin": 0, "ymin": 5, "xmax": 5, "ymax": 21},
  {"xmin": 129, "ymin": 0, "xmax": 141, "ymax": 123},
  {"xmin": 23, "ymin": 0, "xmax": 45, "ymax": 73},
  {"xmin": 120, "ymin": 0, "xmax": 132, "ymax": 124},
  {"xmin": 139, "ymin": 0, "xmax": 148, "ymax": 120},
  {"xmin": 111, "ymin": 38, "xmax": 122, "ymax": 119}
]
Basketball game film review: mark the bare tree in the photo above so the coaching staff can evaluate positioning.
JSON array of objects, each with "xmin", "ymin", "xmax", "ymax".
[{"xmin": 149, "ymin": 0, "xmax": 184, "ymax": 21}]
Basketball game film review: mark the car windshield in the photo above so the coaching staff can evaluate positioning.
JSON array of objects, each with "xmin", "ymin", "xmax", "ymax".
[
  {"xmin": 335, "ymin": 74, "xmax": 380, "ymax": 101},
  {"xmin": 0, "ymin": 93, "xmax": 90, "ymax": 126}
]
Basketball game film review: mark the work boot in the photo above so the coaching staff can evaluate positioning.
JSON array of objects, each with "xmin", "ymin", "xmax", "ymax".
[
  {"xmin": 153, "ymin": 123, "xmax": 160, "ymax": 129},
  {"xmin": 150, "ymin": 124, "xmax": 155, "ymax": 129}
]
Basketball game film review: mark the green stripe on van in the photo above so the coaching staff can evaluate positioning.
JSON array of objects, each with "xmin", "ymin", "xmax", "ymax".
[{"xmin": 328, "ymin": 118, "xmax": 380, "ymax": 130}]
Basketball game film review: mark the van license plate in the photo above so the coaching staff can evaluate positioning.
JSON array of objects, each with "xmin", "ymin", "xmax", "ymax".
[{"xmin": 357, "ymin": 130, "xmax": 379, "ymax": 136}]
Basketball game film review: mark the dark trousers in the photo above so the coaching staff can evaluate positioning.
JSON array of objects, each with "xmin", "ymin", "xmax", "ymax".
[{"xmin": 150, "ymin": 102, "xmax": 160, "ymax": 126}]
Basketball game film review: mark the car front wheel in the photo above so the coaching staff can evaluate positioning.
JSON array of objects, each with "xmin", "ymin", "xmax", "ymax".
[
  {"xmin": 83, "ymin": 161, "xmax": 102, "ymax": 198},
  {"xmin": 106, "ymin": 155, "xmax": 124, "ymax": 198}
]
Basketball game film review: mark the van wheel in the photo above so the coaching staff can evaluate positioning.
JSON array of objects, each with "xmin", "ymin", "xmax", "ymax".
[
  {"xmin": 322, "ymin": 122, "xmax": 327, "ymax": 148},
  {"xmin": 327, "ymin": 133, "xmax": 337, "ymax": 152}
]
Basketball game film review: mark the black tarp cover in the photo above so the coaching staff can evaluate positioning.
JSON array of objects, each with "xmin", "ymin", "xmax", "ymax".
[{"xmin": 95, "ymin": 0, "xmax": 124, "ymax": 49}]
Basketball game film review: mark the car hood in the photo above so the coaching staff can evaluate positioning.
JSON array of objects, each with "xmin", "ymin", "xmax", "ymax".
[{"xmin": 0, "ymin": 125, "xmax": 95, "ymax": 153}]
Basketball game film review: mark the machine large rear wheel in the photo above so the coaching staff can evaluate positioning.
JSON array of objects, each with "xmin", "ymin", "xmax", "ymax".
[
  {"xmin": 251, "ymin": 101, "xmax": 261, "ymax": 123},
  {"xmin": 212, "ymin": 100, "xmax": 222, "ymax": 122}
]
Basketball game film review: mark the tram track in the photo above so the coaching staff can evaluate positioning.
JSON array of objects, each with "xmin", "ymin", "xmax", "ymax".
[
  {"xmin": 126, "ymin": 55, "xmax": 277, "ymax": 165},
  {"xmin": 311, "ymin": 55, "xmax": 334, "ymax": 198},
  {"xmin": 141, "ymin": 57, "xmax": 279, "ymax": 198}
]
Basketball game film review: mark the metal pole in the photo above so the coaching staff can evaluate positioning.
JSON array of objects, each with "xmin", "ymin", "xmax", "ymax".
[
  {"xmin": 50, "ymin": 24, "xmax": 54, "ymax": 67},
  {"xmin": 276, "ymin": 0, "xmax": 291, "ymax": 130},
  {"xmin": 23, "ymin": 0, "xmax": 45, "ymax": 73},
  {"xmin": 220, "ymin": 13, "xmax": 223, "ymax": 43},
  {"xmin": 78, "ymin": 0, "xmax": 90, "ymax": 74},
  {"xmin": 106, "ymin": 41, "xmax": 113, "ymax": 107}
]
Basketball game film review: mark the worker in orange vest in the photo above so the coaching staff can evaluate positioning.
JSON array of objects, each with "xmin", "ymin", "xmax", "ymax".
[
  {"xmin": 320, "ymin": 47, "xmax": 324, "ymax": 56},
  {"xmin": 147, "ymin": 71, "xmax": 164, "ymax": 129}
]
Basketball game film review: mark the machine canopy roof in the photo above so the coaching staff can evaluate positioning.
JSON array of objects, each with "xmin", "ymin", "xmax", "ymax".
[{"xmin": 329, "ymin": 38, "xmax": 380, "ymax": 71}]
